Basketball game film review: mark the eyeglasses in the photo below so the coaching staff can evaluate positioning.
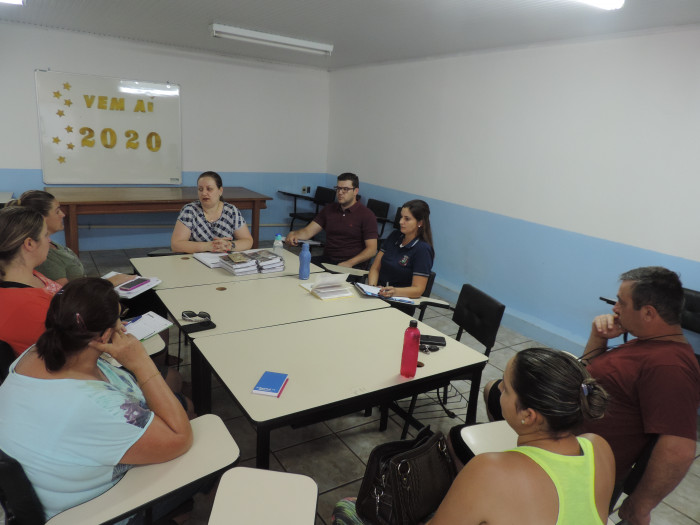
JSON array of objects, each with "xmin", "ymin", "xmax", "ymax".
[
  {"xmin": 334, "ymin": 186, "xmax": 355, "ymax": 193},
  {"xmin": 419, "ymin": 344, "xmax": 440, "ymax": 354},
  {"xmin": 182, "ymin": 310, "xmax": 211, "ymax": 322}
]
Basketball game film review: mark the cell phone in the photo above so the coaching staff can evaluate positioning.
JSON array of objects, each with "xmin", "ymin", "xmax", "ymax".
[
  {"xmin": 119, "ymin": 277, "xmax": 150, "ymax": 291},
  {"xmin": 181, "ymin": 320, "xmax": 216, "ymax": 334},
  {"xmin": 419, "ymin": 335, "xmax": 447, "ymax": 347}
]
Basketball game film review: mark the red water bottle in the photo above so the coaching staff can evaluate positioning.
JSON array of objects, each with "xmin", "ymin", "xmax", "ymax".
[{"xmin": 401, "ymin": 320, "xmax": 420, "ymax": 378}]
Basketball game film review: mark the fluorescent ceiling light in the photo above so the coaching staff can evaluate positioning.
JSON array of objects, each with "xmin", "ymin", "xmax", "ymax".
[
  {"xmin": 572, "ymin": 0, "xmax": 624, "ymax": 10},
  {"xmin": 211, "ymin": 23, "xmax": 333, "ymax": 56},
  {"xmin": 0, "ymin": 0, "xmax": 24, "ymax": 5}
]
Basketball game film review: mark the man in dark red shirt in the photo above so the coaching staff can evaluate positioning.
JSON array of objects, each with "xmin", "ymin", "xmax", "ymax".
[
  {"xmin": 286, "ymin": 173, "xmax": 378, "ymax": 269},
  {"xmin": 580, "ymin": 266, "xmax": 700, "ymax": 525}
]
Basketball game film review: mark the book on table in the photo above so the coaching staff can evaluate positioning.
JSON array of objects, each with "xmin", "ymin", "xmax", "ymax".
[
  {"xmin": 246, "ymin": 249, "xmax": 282, "ymax": 267},
  {"xmin": 218, "ymin": 252, "xmax": 257, "ymax": 274},
  {"xmin": 193, "ymin": 252, "xmax": 225, "ymax": 268},
  {"xmin": 300, "ymin": 273, "xmax": 353, "ymax": 300},
  {"xmin": 252, "ymin": 371, "xmax": 289, "ymax": 397},
  {"xmin": 123, "ymin": 311, "xmax": 173, "ymax": 340},
  {"xmin": 353, "ymin": 282, "xmax": 415, "ymax": 304}
]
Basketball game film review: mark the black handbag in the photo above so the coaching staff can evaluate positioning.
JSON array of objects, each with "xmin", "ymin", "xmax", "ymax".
[{"xmin": 356, "ymin": 427, "xmax": 456, "ymax": 525}]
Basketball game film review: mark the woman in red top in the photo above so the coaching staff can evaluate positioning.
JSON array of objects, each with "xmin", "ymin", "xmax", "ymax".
[{"xmin": 0, "ymin": 207, "xmax": 62, "ymax": 355}]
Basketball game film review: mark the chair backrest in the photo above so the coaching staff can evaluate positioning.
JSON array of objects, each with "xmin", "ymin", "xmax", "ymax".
[
  {"xmin": 423, "ymin": 271, "xmax": 436, "ymax": 298},
  {"xmin": 313, "ymin": 186, "xmax": 336, "ymax": 206},
  {"xmin": 682, "ymin": 288, "xmax": 700, "ymax": 334},
  {"xmin": 392, "ymin": 207, "xmax": 402, "ymax": 229},
  {"xmin": 0, "ymin": 341, "xmax": 15, "ymax": 385},
  {"xmin": 366, "ymin": 199, "xmax": 389, "ymax": 221},
  {"xmin": 452, "ymin": 284, "xmax": 505, "ymax": 355},
  {"xmin": 0, "ymin": 448, "xmax": 46, "ymax": 525}
]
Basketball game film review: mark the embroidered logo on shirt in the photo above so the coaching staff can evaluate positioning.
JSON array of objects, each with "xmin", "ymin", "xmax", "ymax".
[{"xmin": 399, "ymin": 255, "xmax": 410, "ymax": 267}]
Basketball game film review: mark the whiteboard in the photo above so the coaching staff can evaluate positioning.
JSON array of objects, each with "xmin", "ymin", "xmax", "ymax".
[{"xmin": 35, "ymin": 70, "xmax": 181, "ymax": 185}]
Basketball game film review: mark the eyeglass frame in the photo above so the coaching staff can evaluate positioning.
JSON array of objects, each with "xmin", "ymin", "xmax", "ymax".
[
  {"xmin": 333, "ymin": 185, "xmax": 356, "ymax": 193},
  {"xmin": 181, "ymin": 310, "xmax": 211, "ymax": 322}
]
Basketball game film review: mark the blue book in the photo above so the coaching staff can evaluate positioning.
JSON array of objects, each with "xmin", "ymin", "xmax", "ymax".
[{"xmin": 252, "ymin": 371, "xmax": 289, "ymax": 397}]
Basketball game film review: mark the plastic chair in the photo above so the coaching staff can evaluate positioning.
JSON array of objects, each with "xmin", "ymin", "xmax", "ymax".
[
  {"xmin": 279, "ymin": 186, "xmax": 336, "ymax": 231},
  {"xmin": 366, "ymin": 198, "xmax": 390, "ymax": 237},
  {"xmin": 401, "ymin": 284, "xmax": 505, "ymax": 438},
  {"xmin": 0, "ymin": 414, "xmax": 239, "ymax": 525},
  {"xmin": 209, "ymin": 467, "xmax": 318, "ymax": 524},
  {"xmin": 0, "ymin": 341, "xmax": 15, "ymax": 385}
]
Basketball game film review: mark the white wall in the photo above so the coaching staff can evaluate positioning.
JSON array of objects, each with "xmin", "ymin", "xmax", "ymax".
[
  {"xmin": 0, "ymin": 22, "xmax": 329, "ymax": 174},
  {"xmin": 329, "ymin": 26, "xmax": 700, "ymax": 263}
]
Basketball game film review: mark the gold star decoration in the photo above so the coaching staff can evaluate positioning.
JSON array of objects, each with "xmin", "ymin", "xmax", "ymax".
[
  {"xmin": 57, "ymin": 156, "xmax": 66, "ymax": 164},
  {"xmin": 65, "ymin": 125, "xmax": 73, "ymax": 133},
  {"xmin": 56, "ymin": 109, "xmax": 65, "ymax": 117},
  {"xmin": 52, "ymin": 137, "xmax": 61, "ymax": 144},
  {"xmin": 64, "ymin": 99, "xmax": 73, "ymax": 107},
  {"xmin": 63, "ymin": 82, "xmax": 71, "ymax": 90},
  {"xmin": 52, "ymin": 90, "xmax": 61, "ymax": 99},
  {"xmin": 67, "ymin": 143, "xmax": 75, "ymax": 150}
]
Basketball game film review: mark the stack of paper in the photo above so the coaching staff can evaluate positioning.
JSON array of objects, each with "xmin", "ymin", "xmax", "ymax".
[
  {"xmin": 218, "ymin": 253, "xmax": 258, "ymax": 275},
  {"xmin": 300, "ymin": 273, "xmax": 353, "ymax": 300},
  {"xmin": 123, "ymin": 311, "xmax": 173, "ymax": 340},
  {"xmin": 247, "ymin": 249, "xmax": 285, "ymax": 274},
  {"xmin": 193, "ymin": 252, "xmax": 225, "ymax": 269}
]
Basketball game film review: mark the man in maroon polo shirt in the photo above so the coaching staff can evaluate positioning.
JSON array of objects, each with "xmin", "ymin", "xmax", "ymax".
[{"xmin": 286, "ymin": 173, "xmax": 378, "ymax": 269}]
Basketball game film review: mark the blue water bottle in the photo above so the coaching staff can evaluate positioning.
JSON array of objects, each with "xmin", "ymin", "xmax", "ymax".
[{"xmin": 299, "ymin": 243, "xmax": 311, "ymax": 280}]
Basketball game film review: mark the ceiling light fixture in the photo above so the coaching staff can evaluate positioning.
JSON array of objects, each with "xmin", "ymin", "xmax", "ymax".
[
  {"xmin": 0, "ymin": 0, "xmax": 24, "ymax": 5},
  {"xmin": 572, "ymin": 0, "xmax": 625, "ymax": 10},
  {"xmin": 211, "ymin": 23, "xmax": 333, "ymax": 56}
]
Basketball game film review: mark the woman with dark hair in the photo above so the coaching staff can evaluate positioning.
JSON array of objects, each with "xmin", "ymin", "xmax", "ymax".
[
  {"xmin": 0, "ymin": 206, "xmax": 62, "ymax": 355},
  {"xmin": 428, "ymin": 348, "xmax": 614, "ymax": 525},
  {"xmin": 171, "ymin": 171, "xmax": 254, "ymax": 253},
  {"xmin": 9, "ymin": 189, "xmax": 169, "ymax": 327},
  {"xmin": 0, "ymin": 278, "xmax": 192, "ymax": 521},
  {"xmin": 8, "ymin": 190, "xmax": 133, "ymax": 286},
  {"xmin": 332, "ymin": 348, "xmax": 614, "ymax": 525},
  {"xmin": 367, "ymin": 199, "xmax": 434, "ymax": 299}
]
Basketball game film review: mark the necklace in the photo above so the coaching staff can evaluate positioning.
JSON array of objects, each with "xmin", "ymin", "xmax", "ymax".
[{"xmin": 203, "ymin": 201, "xmax": 221, "ymax": 223}]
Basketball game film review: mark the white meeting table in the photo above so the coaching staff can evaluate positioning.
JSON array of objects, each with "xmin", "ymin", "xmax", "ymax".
[
  {"xmin": 156, "ymin": 276, "xmax": 391, "ymax": 412},
  {"xmin": 130, "ymin": 249, "xmax": 323, "ymax": 290},
  {"xmin": 193, "ymin": 308, "xmax": 488, "ymax": 468}
]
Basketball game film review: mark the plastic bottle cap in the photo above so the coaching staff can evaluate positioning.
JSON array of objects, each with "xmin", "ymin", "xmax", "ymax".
[{"xmin": 409, "ymin": 320, "xmax": 418, "ymax": 327}]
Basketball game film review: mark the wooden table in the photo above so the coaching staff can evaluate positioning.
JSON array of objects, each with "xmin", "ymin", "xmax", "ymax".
[
  {"xmin": 194, "ymin": 308, "xmax": 487, "ymax": 468},
  {"xmin": 46, "ymin": 186, "xmax": 272, "ymax": 255},
  {"xmin": 131, "ymin": 249, "xmax": 324, "ymax": 289}
]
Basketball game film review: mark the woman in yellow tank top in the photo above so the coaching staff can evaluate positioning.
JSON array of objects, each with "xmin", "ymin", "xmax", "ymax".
[{"xmin": 429, "ymin": 347, "xmax": 615, "ymax": 525}]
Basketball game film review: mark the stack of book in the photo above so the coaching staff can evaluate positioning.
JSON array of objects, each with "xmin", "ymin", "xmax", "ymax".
[
  {"xmin": 247, "ymin": 249, "xmax": 285, "ymax": 273},
  {"xmin": 219, "ymin": 252, "xmax": 259, "ymax": 275}
]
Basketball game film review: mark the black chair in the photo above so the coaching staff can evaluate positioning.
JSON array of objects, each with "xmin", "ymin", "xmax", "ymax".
[
  {"xmin": 366, "ymin": 199, "xmax": 390, "ymax": 237},
  {"xmin": 400, "ymin": 284, "xmax": 505, "ymax": 438},
  {"xmin": 279, "ymin": 187, "xmax": 336, "ymax": 231},
  {"xmin": 0, "ymin": 341, "xmax": 15, "ymax": 385},
  {"xmin": 0, "ymin": 449, "xmax": 45, "ymax": 525},
  {"xmin": 609, "ymin": 434, "xmax": 658, "ymax": 515}
]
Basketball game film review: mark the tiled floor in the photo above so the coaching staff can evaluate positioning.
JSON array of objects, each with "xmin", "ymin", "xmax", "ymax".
[{"xmin": 77, "ymin": 247, "xmax": 700, "ymax": 524}]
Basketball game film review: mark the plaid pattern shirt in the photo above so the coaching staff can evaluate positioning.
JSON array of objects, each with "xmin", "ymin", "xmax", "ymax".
[{"xmin": 176, "ymin": 201, "xmax": 246, "ymax": 241}]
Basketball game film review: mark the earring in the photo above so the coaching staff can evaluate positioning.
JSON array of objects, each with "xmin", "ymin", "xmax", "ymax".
[{"xmin": 521, "ymin": 419, "xmax": 525, "ymax": 424}]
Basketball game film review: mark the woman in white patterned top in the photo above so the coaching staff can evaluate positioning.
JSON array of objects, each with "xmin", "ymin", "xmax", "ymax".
[{"xmin": 171, "ymin": 171, "xmax": 254, "ymax": 253}]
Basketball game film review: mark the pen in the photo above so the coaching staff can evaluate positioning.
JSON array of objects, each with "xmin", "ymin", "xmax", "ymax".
[{"xmin": 123, "ymin": 315, "xmax": 142, "ymax": 326}]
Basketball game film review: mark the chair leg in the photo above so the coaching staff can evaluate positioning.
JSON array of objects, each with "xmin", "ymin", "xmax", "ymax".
[{"xmin": 364, "ymin": 407, "xmax": 372, "ymax": 417}]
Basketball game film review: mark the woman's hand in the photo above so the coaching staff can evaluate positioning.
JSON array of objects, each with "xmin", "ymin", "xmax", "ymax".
[
  {"xmin": 89, "ymin": 329, "xmax": 150, "ymax": 372},
  {"xmin": 379, "ymin": 286, "xmax": 395, "ymax": 298},
  {"xmin": 211, "ymin": 237, "xmax": 233, "ymax": 252},
  {"xmin": 106, "ymin": 273, "xmax": 136, "ymax": 287}
]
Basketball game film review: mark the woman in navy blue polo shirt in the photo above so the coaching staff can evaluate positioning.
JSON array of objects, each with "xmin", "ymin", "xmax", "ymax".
[{"xmin": 368, "ymin": 199, "xmax": 434, "ymax": 299}]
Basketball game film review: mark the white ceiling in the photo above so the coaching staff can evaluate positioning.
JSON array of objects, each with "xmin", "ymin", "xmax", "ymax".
[{"xmin": 2, "ymin": 0, "xmax": 700, "ymax": 70}]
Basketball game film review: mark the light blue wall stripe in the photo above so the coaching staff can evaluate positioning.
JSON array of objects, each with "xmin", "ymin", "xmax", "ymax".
[{"xmin": 3, "ymin": 170, "xmax": 698, "ymax": 354}]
